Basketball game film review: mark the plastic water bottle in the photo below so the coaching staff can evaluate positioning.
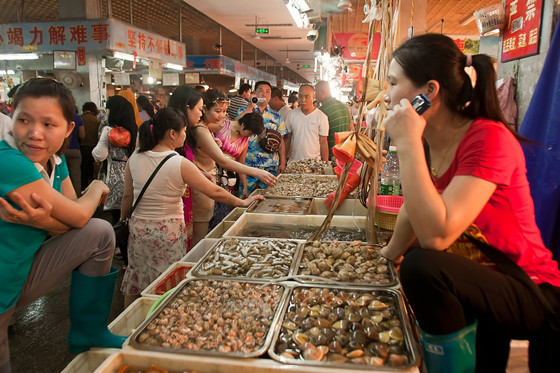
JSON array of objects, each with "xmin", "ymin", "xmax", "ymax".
[{"xmin": 379, "ymin": 146, "xmax": 400, "ymax": 195}]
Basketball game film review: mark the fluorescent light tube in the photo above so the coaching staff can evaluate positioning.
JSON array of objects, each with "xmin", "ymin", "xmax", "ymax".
[
  {"xmin": 163, "ymin": 63, "xmax": 184, "ymax": 71},
  {"xmin": 0, "ymin": 53, "xmax": 38, "ymax": 60}
]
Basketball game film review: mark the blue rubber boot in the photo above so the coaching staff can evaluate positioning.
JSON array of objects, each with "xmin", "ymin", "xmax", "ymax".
[
  {"xmin": 420, "ymin": 321, "xmax": 477, "ymax": 373},
  {"xmin": 67, "ymin": 267, "xmax": 127, "ymax": 353}
]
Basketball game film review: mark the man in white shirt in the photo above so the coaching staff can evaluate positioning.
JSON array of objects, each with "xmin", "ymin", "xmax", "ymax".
[
  {"xmin": 284, "ymin": 85, "xmax": 329, "ymax": 162},
  {"xmin": 269, "ymin": 87, "xmax": 291, "ymax": 121},
  {"xmin": 0, "ymin": 112, "xmax": 11, "ymax": 140}
]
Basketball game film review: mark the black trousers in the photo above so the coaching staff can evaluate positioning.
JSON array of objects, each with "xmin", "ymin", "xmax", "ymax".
[{"xmin": 400, "ymin": 248, "xmax": 558, "ymax": 372}]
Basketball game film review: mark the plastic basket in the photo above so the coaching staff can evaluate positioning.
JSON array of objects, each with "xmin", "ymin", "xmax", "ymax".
[
  {"xmin": 374, "ymin": 195, "xmax": 404, "ymax": 231},
  {"xmin": 153, "ymin": 263, "xmax": 193, "ymax": 295}
]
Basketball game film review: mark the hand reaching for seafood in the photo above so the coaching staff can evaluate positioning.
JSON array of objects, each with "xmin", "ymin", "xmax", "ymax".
[
  {"xmin": 256, "ymin": 169, "xmax": 278, "ymax": 186},
  {"xmin": 240, "ymin": 194, "xmax": 265, "ymax": 208}
]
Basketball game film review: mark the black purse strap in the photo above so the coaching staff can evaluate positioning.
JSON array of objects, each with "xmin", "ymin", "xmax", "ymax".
[
  {"xmin": 128, "ymin": 153, "xmax": 176, "ymax": 216},
  {"xmin": 466, "ymin": 235, "xmax": 559, "ymax": 326}
]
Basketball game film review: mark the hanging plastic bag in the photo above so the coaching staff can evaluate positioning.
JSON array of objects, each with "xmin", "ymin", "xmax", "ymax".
[{"xmin": 108, "ymin": 126, "xmax": 131, "ymax": 147}]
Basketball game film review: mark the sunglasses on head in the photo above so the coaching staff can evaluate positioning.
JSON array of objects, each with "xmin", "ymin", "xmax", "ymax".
[{"xmin": 211, "ymin": 98, "xmax": 230, "ymax": 104}]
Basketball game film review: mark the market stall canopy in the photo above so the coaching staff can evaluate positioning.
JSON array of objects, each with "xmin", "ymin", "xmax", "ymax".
[
  {"xmin": 0, "ymin": 19, "xmax": 186, "ymax": 67},
  {"xmin": 185, "ymin": 55, "xmax": 277, "ymax": 85}
]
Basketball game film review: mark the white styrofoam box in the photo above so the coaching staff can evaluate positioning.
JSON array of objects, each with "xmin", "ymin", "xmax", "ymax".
[
  {"xmin": 309, "ymin": 198, "xmax": 368, "ymax": 216},
  {"xmin": 181, "ymin": 238, "xmax": 219, "ymax": 263},
  {"xmin": 108, "ymin": 297, "xmax": 155, "ymax": 338},
  {"xmin": 223, "ymin": 207, "xmax": 246, "ymax": 222},
  {"xmin": 206, "ymin": 220, "xmax": 235, "ymax": 238},
  {"xmin": 94, "ymin": 349, "xmax": 420, "ymax": 373},
  {"xmin": 141, "ymin": 261, "xmax": 195, "ymax": 298},
  {"xmin": 222, "ymin": 213, "xmax": 368, "ymax": 239},
  {"xmin": 61, "ymin": 349, "xmax": 115, "ymax": 373}
]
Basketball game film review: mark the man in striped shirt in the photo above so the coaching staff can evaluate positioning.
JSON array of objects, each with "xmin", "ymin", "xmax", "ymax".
[
  {"xmin": 315, "ymin": 81, "xmax": 354, "ymax": 160},
  {"xmin": 227, "ymin": 83, "xmax": 251, "ymax": 120}
]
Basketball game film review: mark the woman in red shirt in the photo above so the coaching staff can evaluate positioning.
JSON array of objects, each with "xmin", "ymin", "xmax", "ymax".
[{"xmin": 380, "ymin": 34, "xmax": 560, "ymax": 372}]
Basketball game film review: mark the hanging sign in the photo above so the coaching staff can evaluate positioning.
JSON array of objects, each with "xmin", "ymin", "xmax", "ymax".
[{"xmin": 501, "ymin": 0, "xmax": 543, "ymax": 62}]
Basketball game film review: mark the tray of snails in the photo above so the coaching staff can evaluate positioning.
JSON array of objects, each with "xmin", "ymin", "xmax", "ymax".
[{"xmin": 293, "ymin": 240, "xmax": 398, "ymax": 288}]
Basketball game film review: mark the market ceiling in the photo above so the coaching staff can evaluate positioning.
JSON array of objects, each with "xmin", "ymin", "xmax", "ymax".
[
  {"xmin": 0, "ymin": 0, "xmax": 491, "ymax": 83},
  {"xmin": 182, "ymin": 0, "xmax": 488, "ymax": 82}
]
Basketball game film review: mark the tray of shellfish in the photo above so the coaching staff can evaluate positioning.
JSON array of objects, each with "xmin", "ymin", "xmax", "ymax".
[
  {"xmin": 246, "ymin": 196, "xmax": 313, "ymax": 214},
  {"xmin": 129, "ymin": 278, "xmax": 288, "ymax": 358},
  {"xmin": 269, "ymin": 285, "xmax": 419, "ymax": 370},
  {"xmin": 293, "ymin": 241, "xmax": 398, "ymax": 287},
  {"xmin": 284, "ymin": 158, "xmax": 333, "ymax": 175},
  {"xmin": 191, "ymin": 238, "xmax": 301, "ymax": 280},
  {"xmin": 264, "ymin": 174, "xmax": 341, "ymax": 198}
]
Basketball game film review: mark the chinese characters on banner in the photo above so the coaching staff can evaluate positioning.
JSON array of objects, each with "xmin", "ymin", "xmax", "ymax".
[
  {"xmin": 501, "ymin": 0, "xmax": 543, "ymax": 62},
  {"xmin": 0, "ymin": 19, "xmax": 186, "ymax": 66}
]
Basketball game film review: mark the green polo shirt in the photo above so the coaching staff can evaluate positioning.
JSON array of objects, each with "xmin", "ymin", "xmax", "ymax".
[{"xmin": 319, "ymin": 97, "xmax": 353, "ymax": 158}]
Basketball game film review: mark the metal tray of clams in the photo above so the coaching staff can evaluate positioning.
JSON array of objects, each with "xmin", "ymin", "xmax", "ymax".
[
  {"xmin": 246, "ymin": 196, "xmax": 313, "ymax": 215},
  {"xmin": 191, "ymin": 237, "xmax": 301, "ymax": 280},
  {"xmin": 268, "ymin": 284, "xmax": 419, "ymax": 370},
  {"xmin": 129, "ymin": 277, "xmax": 289, "ymax": 358},
  {"xmin": 293, "ymin": 241, "xmax": 398, "ymax": 287}
]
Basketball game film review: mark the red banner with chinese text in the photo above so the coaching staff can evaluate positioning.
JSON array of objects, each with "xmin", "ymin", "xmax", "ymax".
[{"xmin": 501, "ymin": 0, "xmax": 543, "ymax": 62}]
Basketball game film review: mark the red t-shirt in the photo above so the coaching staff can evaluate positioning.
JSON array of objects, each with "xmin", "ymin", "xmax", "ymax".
[{"xmin": 434, "ymin": 118, "xmax": 560, "ymax": 287}]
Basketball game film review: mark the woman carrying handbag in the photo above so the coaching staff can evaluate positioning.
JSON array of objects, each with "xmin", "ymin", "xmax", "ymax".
[{"xmin": 120, "ymin": 108, "xmax": 263, "ymax": 308}]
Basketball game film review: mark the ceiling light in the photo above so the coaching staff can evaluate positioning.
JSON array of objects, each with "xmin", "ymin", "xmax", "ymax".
[
  {"xmin": 113, "ymin": 51, "xmax": 136, "ymax": 62},
  {"xmin": 0, "ymin": 53, "xmax": 39, "ymax": 60},
  {"xmin": 284, "ymin": 0, "xmax": 310, "ymax": 28},
  {"xmin": 163, "ymin": 63, "xmax": 184, "ymax": 71},
  {"xmin": 292, "ymin": 0, "xmax": 312, "ymax": 13}
]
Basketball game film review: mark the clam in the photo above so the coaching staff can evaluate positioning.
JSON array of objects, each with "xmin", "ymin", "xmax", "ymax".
[
  {"xmin": 292, "ymin": 332, "xmax": 309, "ymax": 346},
  {"xmin": 332, "ymin": 320, "xmax": 348, "ymax": 330},
  {"xmin": 303, "ymin": 345, "xmax": 324, "ymax": 361},
  {"xmin": 369, "ymin": 300, "xmax": 389, "ymax": 311}
]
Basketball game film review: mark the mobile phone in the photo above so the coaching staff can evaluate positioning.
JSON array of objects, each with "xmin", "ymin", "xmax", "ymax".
[{"xmin": 411, "ymin": 94, "xmax": 431, "ymax": 115}]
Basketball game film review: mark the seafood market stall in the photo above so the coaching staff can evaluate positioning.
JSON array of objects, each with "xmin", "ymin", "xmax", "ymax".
[{"xmin": 63, "ymin": 166, "xmax": 421, "ymax": 373}]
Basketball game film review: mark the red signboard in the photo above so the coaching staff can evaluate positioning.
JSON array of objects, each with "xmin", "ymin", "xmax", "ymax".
[
  {"xmin": 501, "ymin": 0, "xmax": 543, "ymax": 62},
  {"xmin": 334, "ymin": 33, "xmax": 381, "ymax": 60},
  {"xmin": 77, "ymin": 46, "xmax": 86, "ymax": 66}
]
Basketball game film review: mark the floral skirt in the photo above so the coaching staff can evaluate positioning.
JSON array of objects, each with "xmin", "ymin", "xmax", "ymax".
[{"xmin": 121, "ymin": 216, "xmax": 188, "ymax": 296}]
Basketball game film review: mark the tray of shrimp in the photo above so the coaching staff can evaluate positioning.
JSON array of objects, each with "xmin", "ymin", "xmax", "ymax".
[
  {"xmin": 268, "ymin": 284, "xmax": 420, "ymax": 370},
  {"xmin": 264, "ymin": 174, "xmax": 338, "ymax": 198},
  {"xmin": 284, "ymin": 158, "xmax": 332, "ymax": 175},
  {"xmin": 128, "ymin": 278, "xmax": 288, "ymax": 358},
  {"xmin": 293, "ymin": 240, "xmax": 398, "ymax": 287}
]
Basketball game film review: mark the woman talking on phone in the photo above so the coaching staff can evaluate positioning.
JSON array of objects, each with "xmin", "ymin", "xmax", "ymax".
[{"xmin": 380, "ymin": 34, "xmax": 560, "ymax": 372}]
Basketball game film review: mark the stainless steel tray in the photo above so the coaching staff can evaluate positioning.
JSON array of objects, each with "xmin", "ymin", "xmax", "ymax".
[
  {"xmin": 129, "ymin": 277, "xmax": 288, "ymax": 359},
  {"xmin": 246, "ymin": 196, "xmax": 313, "ymax": 215},
  {"xmin": 284, "ymin": 159, "xmax": 333, "ymax": 175},
  {"xmin": 222, "ymin": 213, "xmax": 368, "ymax": 242},
  {"xmin": 292, "ymin": 241, "xmax": 398, "ymax": 287},
  {"xmin": 268, "ymin": 284, "xmax": 419, "ymax": 370},
  {"xmin": 265, "ymin": 174, "xmax": 339, "ymax": 198},
  {"xmin": 191, "ymin": 238, "xmax": 302, "ymax": 280}
]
